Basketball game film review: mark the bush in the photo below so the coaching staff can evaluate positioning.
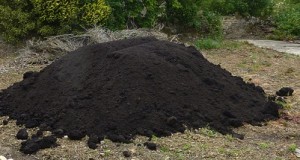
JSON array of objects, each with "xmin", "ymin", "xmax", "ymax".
[
  {"xmin": 0, "ymin": 1, "xmax": 35, "ymax": 43},
  {"xmin": 272, "ymin": 2, "xmax": 300, "ymax": 40},
  {"xmin": 105, "ymin": 0, "xmax": 161, "ymax": 29},
  {"xmin": 105, "ymin": 0, "xmax": 222, "ymax": 37},
  {"xmin": 209, "ymin": 0, "xmax": 273, "ymax": 17},
  {"xmin": 0, "ymin": 0, "xmax": 111, "ymax": 43},
  {"xmin": 196, "ymin": 11, "xmax": 222, "ymax": 38},
  {"xmin": 165, "ymin": 0, "xmax": 202, "ymax": 28}
]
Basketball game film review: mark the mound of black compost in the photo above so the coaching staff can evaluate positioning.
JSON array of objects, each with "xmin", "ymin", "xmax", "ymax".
[{"xmin": 0, "ymin": 37, "xmax": 279, "ymax": 147}]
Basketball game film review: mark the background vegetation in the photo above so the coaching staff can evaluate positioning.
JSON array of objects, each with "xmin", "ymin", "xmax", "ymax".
[
  {"xmin": 0, "ymin": 0, "xmax": 299, "ymax": 43},
  {"xmin": 0, "ymin": 0, "xmax": 111, "ymax": 43},
  {"xmin": 271, "ymin": 0, "xmax": 300, "ymax": 40}
]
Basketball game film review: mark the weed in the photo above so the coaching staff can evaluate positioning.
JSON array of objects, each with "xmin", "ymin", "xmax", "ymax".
[
  {"xmin": 151, "ymin": 135, "xmax": 159, "ymax": 141},
  {"xmin": 258, "ymin": 142, "xmax": 270, "ymax": 149},
  {"xmin": 194, "ymin": 38, "xmax": 222, "ymax": 50},
  {"xmin": 200, "ymin": 127, "xmax": 217, "ymax": 137},
  {"xmin": 102, "ymin": 149, "xmax": 111, "ymax": 157},
  {"xmin": 288, "ymin": 143, "xmax": 297, "ymax": 152},
  {"xmin": 225, "ymin": 134, "xmax": 234, "ymax": 142},
  {"xmin": 275, "ymin": 100, "xmax": 291, "ymax": 110},
  {"xmin": 160, "ymin": 146, "xmax": 170, "ymax": 152}
]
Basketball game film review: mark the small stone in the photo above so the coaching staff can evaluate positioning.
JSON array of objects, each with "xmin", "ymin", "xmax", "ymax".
[
  {"xmin": 99, "ymin": 153, "xmax": 105, "ymax": 157},
  {"xmin": 123, "ymin": 151, "xmax": 131, "ymax": 157},
  {"xmin": 276, "ymin": 87, "xmax": 294, "ymax": 96},
  {"xmin": 295, "ymin": 148, "xmax": 300, "ymax": 158},
  {"xmin": 16, "ymin": 129, "xmax": 28, "ymax": 140},
  {"xmin": 68, "ymin": 130, "xmax": 85, "ymax": 140},
  {"xmin": 144, "ymin": 142, "xmax": 157, "ymax": 150},
  {"xmin": 0, "ymin": 155, "xmax": 7, "ymax": 160}
]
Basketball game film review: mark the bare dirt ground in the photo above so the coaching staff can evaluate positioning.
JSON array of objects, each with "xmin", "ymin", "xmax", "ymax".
[{"xmin": 0, "ymin": 40, "xmax": 299, "ymax": 160}]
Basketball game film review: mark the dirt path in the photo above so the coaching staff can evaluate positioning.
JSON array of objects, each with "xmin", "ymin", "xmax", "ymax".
[{"xmin": 243, "ymin": 40, "xmax": 300, "ymax": 56}]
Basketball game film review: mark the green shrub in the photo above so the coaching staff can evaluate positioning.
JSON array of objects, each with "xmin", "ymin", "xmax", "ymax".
[
  {"xmin": 0, "ymin": 0, "xmax": 35, "ymax": 43},
  {"xmin": 32, "ymin": 0, "xmax": 111, "ymax": 35},
  {"xmin": 0, "ymin": 0, "xmax": 111, "ymax": 43},
  {"xmin": 197, "ymin": 11, "xmax": 222, "ymax": 37},
  {"xmin": 105, "ymin": 0, "xmax": 161, "ymax": 29},
  {"xmin": 81, "ymin": 0, "xmax": 111, "ymax": 26},
  {"xmin": 105, "ymin": 0, "xmax": 222, "ymax": 37},
  {"xmin": 165, "ymin": 0, "xmax": 202, "ymax": 28},
  {"xmin": 272, "ymin": 2, "xmax": 300, "ymax": 40},
  {"xmin": 209, "ymin": 0, "xmax": 273, "ymax": 17},
  {"xmin": 163, "ymin": 0, "xmax": 222, "ymax": 37}
]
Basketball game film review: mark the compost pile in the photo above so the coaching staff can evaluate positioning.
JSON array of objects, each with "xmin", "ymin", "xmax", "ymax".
[{"xmin": 0, "ymin": 37, "xmax": 280, "ymax": 152}]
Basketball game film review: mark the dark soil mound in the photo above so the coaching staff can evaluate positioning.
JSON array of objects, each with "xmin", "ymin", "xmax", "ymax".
[{"xmin": 0, "ymin": 37, "xmax": 279, "ymax": 146}]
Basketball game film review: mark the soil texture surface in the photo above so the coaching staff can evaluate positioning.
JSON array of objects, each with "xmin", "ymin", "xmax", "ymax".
[{"xmin": 0, "ymin": 37, "xmax": 280, "ymax": 153}]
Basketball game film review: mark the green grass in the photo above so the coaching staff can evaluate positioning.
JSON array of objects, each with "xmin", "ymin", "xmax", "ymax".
[{"xmin": 194, "ymin": 38, "xmax": 222, "ymax": 50}]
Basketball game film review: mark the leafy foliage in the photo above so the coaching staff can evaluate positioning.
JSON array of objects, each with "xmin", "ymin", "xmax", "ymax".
[
  {"xmin": 0, "ymin": 0, "xmax": 111, "ymax": 43},
  {"xmin": 1, "ymin": 0, "xmax": 289, "ymax": 43},
  {"xmin": 272, "ymin": 1, "xmax": 300, "ymax": 40},
  {"xmin": 105, "ymin": 0, "xmax": 222, "ymax": 37},
  {"xmin": 105, "ymin": 0, "xmax": 161, "ymax": 29},
  {"xmin": 0, "ymin": 0, "xmax": 35, "ymax": 43},
  {"xmin": 208, "ymin": 0, "xmax": 273, "ymax": 17}
]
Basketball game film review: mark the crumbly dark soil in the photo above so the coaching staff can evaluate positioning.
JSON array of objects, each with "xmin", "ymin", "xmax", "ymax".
[{"xmin": 0, "ymin": 38, "xmax": 280, "ymax": 153}]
